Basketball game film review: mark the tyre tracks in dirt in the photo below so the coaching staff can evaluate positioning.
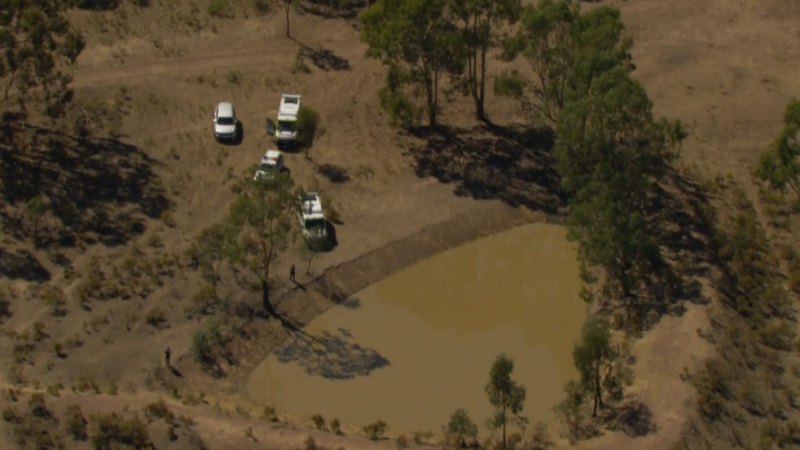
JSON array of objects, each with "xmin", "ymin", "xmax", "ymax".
[{"xmin": 70, "ymin": 44, "xmax": 297, "ymax": 88}]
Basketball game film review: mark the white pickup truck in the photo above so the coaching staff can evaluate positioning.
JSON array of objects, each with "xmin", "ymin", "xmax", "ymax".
[
  {"xmin": 267, "ymin": 94, "xmax": 301, "ymax": 147},
  {"xmin": 299, "ymin": 192, "xmax": 327, "ymax": 241}
]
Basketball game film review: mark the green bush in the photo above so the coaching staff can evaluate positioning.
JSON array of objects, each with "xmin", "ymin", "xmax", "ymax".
[
  {"xmin": 144, "ymin": 400, "xmax": 174, "ymax": 423},
  {"xmin": 311, "ymin": 414, "xmax": 325, "ymax": 430},
  {"xmin": 144, "ymin": 307, "xmax": 167, "ymax": 327},
  {"xmin": 65, "ymin": 404, "xmax": 88, "ymax": 441},
  {"xmin": 297, "ymin": 105, "xmax": 321, "ymax": 148},
  {"xmin": 208, "ymin": 0, "xmax": 231, "ymax": 17},
  {"xmin": 189, "ymin": 284, "xmax": 217, "ymax": 316},
  {"xmin": 28, "ymin": 394, "xmax": 49, "ymax": 419},
  {"xmin": 261, "ymin": 406, "xmax": 278, "ymax": 422},
  {"xmin": 92, "ymin": 413, "xmax": 151, "ymax": 450},
  {"xmin": 330, "ymin": 418, "xmax": 341, "ymax": 434},
  {"xmin": 363, "ymin": 420, "xmax": 387, "ymax": 440},
  {"xmin": 378, "ymin": 86, "xmax": 415, "ymax": 127},
  {"xmin": 252, "ymin": 0, "xmax": 271, "ymax": 15},
  {"xmin": 445, "ymin": 408, "xmax": 477, "ymax": 448},
  {"xmin": 191, "ymin": 331, "xmax": 214, "ymax": 367}
]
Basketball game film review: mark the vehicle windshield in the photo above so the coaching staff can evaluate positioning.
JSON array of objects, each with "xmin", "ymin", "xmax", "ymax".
[
  {"xmin": 278, "ymin": 121, "xmax": 295, "ymax": 132},
  {"xmin": 260, "ymin": 162, "xmax": 276, "ymax": 171},
  {"xmin": 217, "ymin": 117, "xmax": 235, "ymax": 125},
  {"xmin": 304, "ymin": 218, "xmax": 325, "ymax": 231}
]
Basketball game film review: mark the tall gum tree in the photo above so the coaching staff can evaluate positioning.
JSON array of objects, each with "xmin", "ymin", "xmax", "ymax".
[
  {"xmin": 360, "ymin": 0, "xmax": 462, "ymax": 127},
  {"xmin": 223, "ymin": 171, "xmax": 298, "ymax": 313},
  {"xmin": 448, "ymin": 0, "xmax": 521, "ymax": 121},
  {"xmin": 494, "ymin": 0, "xmax": 631, "ymax": 126},
  {"xmin": 557, "ymin": 68, "xmax": 684, "ymax": 326}
]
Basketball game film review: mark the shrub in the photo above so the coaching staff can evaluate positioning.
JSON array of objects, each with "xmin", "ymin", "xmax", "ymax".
[
  {"xmin": 297, "ymin": 105, "xmax": 321, "ymax": 149},
  {"xmin": 378, "ymin": 67, "xmax": 417, "ymax": 127},
  {"xmin": 261, "ymin": 406, "xmax": 278, "ymax": 422},
  {"xmin": 189, "ymin": 284, "xmax": 216, "ymax": 316},
  {"xmin": 144, "ymin": 400, "xmax": 174, "ymax": 423},
  {"xmin": 311, "ymin": 414, "xmax": 325, "ymax": 430},
  {"xmin": 73, "ymin": 377, "xmax": 99, "ymax": 394},
  {"xmin": 292, "ymin": 52, "xmax": 311, "ymax": 75},
  {"xmin": 191, "ymin": 331, "xmax": 214, "ymax": 367},
  {"xmin": 145, "ymin": 307, "xmax": 167, "ymax": 327},
  {"xmin": 32, "ymin": 322, "xmax": 47, "ymax": 341},
  {"xmin": 28, "ymin": 394, "xmax": 50, "ymax": 419},
  {"xmin": 3, "ymin": 406, "xmax": 20, "ymax": 423},
  {"xmin": 304, "ymin": 436, "xmax": 319, "ymax": 450},
  {"xmin": 363, "ymin": 420, "xmax": 387, "ymax": 440},
  {"xmin": 445, "ymin": 408, "xmax": 477, "ymax": 448},
  {"xmin": 208, "ymin": 0, "xmax": 231, "ymax": 17},
  {"xmin": 396, "ymin": 435, "xmax": 409, "ymax": 449},
  {"xmin": 92, "ymin": 413, "xmax": 151, "ymax": 449},
  {"xmin": 329, "ymin": 418, "xmax": 341, "ymax": 434},
  {"xmin": 65, "ymin": 404, "xmax": 88, "ymax": 441},
  {"xmin": 252, "ymin": 0, "xmax": 270, "ymax": 15}
]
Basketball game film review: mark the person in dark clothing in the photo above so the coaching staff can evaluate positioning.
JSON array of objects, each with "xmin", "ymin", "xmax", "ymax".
[
  {"xmin": 164, "ymin": 346, "xmax": 171, "ymax": 368},
  {"xmin": 290, "ymin": 264, "xmax": 296, "ymax": 282}
]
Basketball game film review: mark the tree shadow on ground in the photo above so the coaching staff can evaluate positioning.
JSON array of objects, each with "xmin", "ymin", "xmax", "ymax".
[
  {"xmin": 290, "ymin": 36, "xmax": 351, "ymax": 72},
  {"xmin": 317, "ymin": 163, "xmax": 350, "ymax": 183},
  {"xmin": 0, "ymin": 112, "xmax": 170, "ymax": 249},
  {"xmin": 407, "ymin": 123, "xmax": 564, "ymax": 214},
  {"xmin": 0, "ymin": 248, "xmax": 50, "ymax": 281},
  {"xmin": 300, "ymin": 47, "xmax": 350, "ymax": 71},
  {"xmin": 606, "ymin": 401, "xmax": 657, "ymax": 437},
  {"xmin": 599, "ymin": 168, "xmax": 719, "ymax": 332},
  {"xmin": 649, "ymin": 169, "xmax": 718, "ymax": 314},
  {"xmin": 300, "ymin": 1, "xmax": 361, "ymax": 20},
  {"xmin": 273, "ymin": 326, "xmax": 388, "ymax": 379}
]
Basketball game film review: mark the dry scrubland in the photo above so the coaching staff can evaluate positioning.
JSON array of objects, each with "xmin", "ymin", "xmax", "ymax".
[{"xmin": 0, "ymin": 0, "xmax": 799, "ymax": 449}]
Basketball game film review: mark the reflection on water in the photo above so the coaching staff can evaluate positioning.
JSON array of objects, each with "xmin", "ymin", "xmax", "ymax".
[{"xmin": 246, "ymin": 224, "xmax": 585, "ymax": 434}]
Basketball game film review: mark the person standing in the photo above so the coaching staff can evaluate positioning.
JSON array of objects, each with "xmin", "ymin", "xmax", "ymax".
[
  {"xmin": 290, "ymin": 264, "xmax": 296, "ymax": 283},
  {"xmin": 164, "ymin": 346, "xmax": 171, "ymax": 368}
]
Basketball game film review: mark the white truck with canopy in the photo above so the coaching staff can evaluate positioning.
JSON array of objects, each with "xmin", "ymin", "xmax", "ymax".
[
  {"xmin": 299, "ymin": 192, "xmax": 327, "ymax": 241},
  {"xmin": 267, "ymin": 94, "xmax": 301, "ymax": 147}
]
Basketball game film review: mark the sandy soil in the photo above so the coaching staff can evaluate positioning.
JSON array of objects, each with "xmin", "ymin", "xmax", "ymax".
[{"xmin": 2, "ymin": 0, "xmax": 799, "ymax": 448}]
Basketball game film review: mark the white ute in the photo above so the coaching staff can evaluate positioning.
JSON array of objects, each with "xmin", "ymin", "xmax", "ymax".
[
  {"xmin": 213, "ymin": 102, "xmax": 238, "ymax": 141},
  {"xmin": 268, "ymin": 94, "xmax": 300, "ymax": 146},
  {"xmin": 299, "ymin": 192, "xmax": 327, "ymax": 240},
  {"xmin": 253, "ymin": 150, "xmax": 285, "ymax": 181}
]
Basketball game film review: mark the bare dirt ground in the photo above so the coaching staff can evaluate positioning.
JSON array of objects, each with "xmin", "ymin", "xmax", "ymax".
[{"xmin": 1, "ymin": 0, "xmax": 799, "ymax": 448}]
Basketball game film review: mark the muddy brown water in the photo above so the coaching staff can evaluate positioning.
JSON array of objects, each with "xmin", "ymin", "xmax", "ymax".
[{"xmin": 246, "ymin": 223, "xmax": 586, "ymax": 435}]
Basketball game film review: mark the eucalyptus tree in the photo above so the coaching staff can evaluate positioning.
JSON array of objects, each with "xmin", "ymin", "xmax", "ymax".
[{"xmin": 360, "ymin": 0, "xmax": 463, "ymax": 127}]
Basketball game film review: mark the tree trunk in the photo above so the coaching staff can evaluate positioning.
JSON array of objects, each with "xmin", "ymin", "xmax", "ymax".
[
  {"xmin": 262, "ymin": 240, "xmax": 275, "ymax": 314},
  {"xmin": 284, "ymin": 2, "xmax": 291, "ymax": 38},
  {"xmin": 262, "ymin": 279, "xmax": 274, "ymax": 315},
  {"xmin": 476, "ymin": 41, "xmax": 487, "ymax": 121},
  {"xmin": 426, "ymin": 73, "xmax": 437, "ymax": 128},
  {"xmin": 501, "ymin": 403, "xmax": 507, "ymax": 448},
  {"xmin": 593, "ymin": 359, "xmax": 603, "ymax": 417}
]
